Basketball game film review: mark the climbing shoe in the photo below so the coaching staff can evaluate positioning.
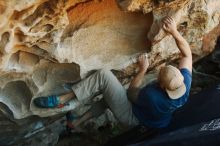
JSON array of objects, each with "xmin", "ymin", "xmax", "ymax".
[
  {"xmin": 34, "ymin": 95, "xmax": 61, "ymax": 108},
  {"xmin": 66, "ymin": 111, "xmax": 77, "ymax": 130}
]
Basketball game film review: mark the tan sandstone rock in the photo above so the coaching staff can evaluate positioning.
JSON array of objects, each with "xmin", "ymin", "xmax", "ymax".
[{"xmin": 0, "ymin": 0, "xmax": 219, "ymax": 119}]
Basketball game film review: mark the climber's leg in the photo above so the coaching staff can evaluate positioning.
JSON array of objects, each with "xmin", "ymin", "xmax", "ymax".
[
  {"xmin": 33, "ymin": 69, "xmax": 112, "ymax": 108},
  {"xmin": 72, "ymin": 69, "xmax": 139, "ymax": 127},
  {"xmin": 67, "ymin": 99, "xmax": 107, "ymax": 129},
  {"xmin": 59, "ymin": 92, "xmax": 76, "ymax": 104},
  {"xmin": 33, "ymin": 92, "xmax": 76, "ymax": 108}
]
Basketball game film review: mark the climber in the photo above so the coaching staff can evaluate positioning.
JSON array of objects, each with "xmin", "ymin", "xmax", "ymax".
[{"xmin": 34, "ymin": 16, "xmax": 192, "ymax": 129}]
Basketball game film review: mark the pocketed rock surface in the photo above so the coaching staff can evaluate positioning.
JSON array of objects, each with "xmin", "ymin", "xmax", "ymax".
[{"xmin": 0, "ymin": 0, "xmax": 219, "ymax": 145}]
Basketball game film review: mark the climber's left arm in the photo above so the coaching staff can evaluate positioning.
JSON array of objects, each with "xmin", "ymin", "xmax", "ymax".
[{"xmin": 128, "ymin": 54, "xmax": 149, "ymax": 103}]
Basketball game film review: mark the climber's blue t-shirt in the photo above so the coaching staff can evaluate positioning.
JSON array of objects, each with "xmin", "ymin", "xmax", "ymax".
[{"xmin": 132, "ymin": 68, "xmax": 192, "ymax": 128}]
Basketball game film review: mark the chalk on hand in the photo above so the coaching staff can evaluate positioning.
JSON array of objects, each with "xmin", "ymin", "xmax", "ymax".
[
  {"xmin": 131, "ymin": 53, "xmax": 148, "ymax": 63},
  {"xmin": 122, "ymin": 53, "xmax": 148, "ymax": 69}
]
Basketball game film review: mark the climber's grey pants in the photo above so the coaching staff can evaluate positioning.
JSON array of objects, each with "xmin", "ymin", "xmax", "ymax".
[{"xmin": 72, "ymin": 69, "xmax": 139, "ymax": 127}]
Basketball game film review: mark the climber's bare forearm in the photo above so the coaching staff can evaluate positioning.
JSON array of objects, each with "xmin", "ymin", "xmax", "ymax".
[
  {"xmin": 171, "ymin": 30, "xmax": 192, "ymax": 72},
  {"xmin": 128, "ymin": 70, "xmax": 145, "ymax": 103},
  {"xmin": 129, "ymin": 70, "xmax": 145, "ymax": 89},
  {"xmin": 172, "ymin": 30, "xmax": 191, "ymax": 58},
  {"xmin": 129, "ymin": 54, "xmax": 149, "ymax": 89}
]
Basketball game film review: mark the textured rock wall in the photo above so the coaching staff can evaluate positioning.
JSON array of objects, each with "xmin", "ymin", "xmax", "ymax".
[
  {"xmin": 0, "ymin": 0, "xmax": 219, "ymax": 127},
  {"xmin": 0, "ymin": 0, "xmax": 154, "ymax": 119},
  {"xmin": 0, "ymin": 0, "xmax": 220, "ymax": 145}
]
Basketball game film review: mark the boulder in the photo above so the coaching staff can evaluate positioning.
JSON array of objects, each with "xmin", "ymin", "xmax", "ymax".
[{"xmin": 0, "ymin": 0, "xmax": 219, "ymax": 144}]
